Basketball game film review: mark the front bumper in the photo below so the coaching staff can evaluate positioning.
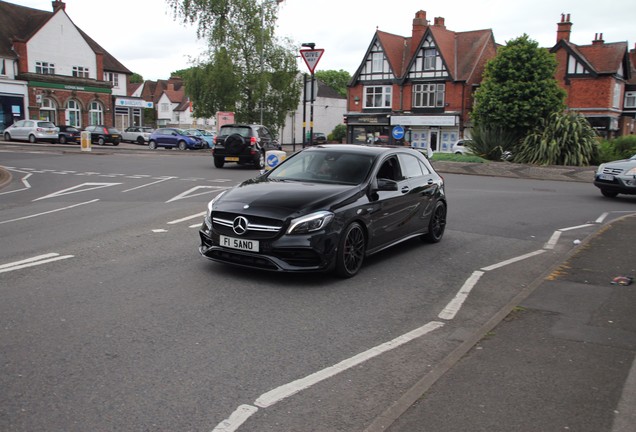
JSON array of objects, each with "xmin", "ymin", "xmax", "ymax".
[
  {"xmin": 198, "ymin": 220, "xmax": 338, "ymax": 273},
  {"xmin": 594, "ymin": 175, "xmax": 636, "ymax": 195}
]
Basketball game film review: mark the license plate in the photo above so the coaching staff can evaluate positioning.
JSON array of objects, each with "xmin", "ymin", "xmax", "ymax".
[
  {"xmin": 47, "ymin": 130, "xmax": 55, "ymax": 134},
  {"xmin": 599, "ymin": 174, "xmax": 614, "ymax": 181},
  {"xmin": 225, "ymin": 157, "xmax": 239, "ymax": 161},
  {"xmin": 220, "ymin": 235, "xmax": 259, "ymax": 252},
  {"xmin": 112, "ymin": 135, "xmax": 119, "ymax": 138}
]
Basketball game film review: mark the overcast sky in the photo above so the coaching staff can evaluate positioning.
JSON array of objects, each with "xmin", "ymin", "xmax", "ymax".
[{"xmin": 9, "ymin": 0, "xmax": 636, "ymax": 81}]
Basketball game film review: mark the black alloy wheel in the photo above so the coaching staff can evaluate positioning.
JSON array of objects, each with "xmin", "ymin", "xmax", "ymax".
[
  {"xmin": 59, "ymin": 135, "xmax": 67, "ymax": 144},
  {"xmin": 336, "ymin": 222, "xmax": 366, "ymax": 278},
  {"xmin": 137, "ymin": 136, "xmax": 145, "ymax": 145},
  {"xmin": 98, "ymin": 137, "xmax": 105, "ymax": 145},
  {"xmin": 422, "ymin": 200, "xmax": 447, "ymax": 243}
]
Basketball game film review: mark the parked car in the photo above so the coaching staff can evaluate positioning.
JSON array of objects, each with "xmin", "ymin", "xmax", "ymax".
[
  {"xmin": 212, "ymin": 124, "xmax": 281, "ymax": 168},
  {"xmin": 184, "ymin": 129, "xmax": 216, "ymax": 148},
  {"xmin": 310, "ymin": 132, "xmax": 327, "ymax": 145},
  {"xmin": 84, "ymin": 125, "xmax": 121, "ymax": 146},
  {"xmin": 56, "ymin": 125, "xmax": 81, "ymax": 144},
  {"xmin": 593, "ymin": 154, "xmax": 636, "ymax": 198},
  {"xmin": 148, "ymin": 128, "xmax": 207, "ymax": 150},
  {"xmin": 199, "ymin": 144, "xmax": 447, "ymax": 278},
  {"xmin": 3, "ymin": 120, "xmax": 58, "ymax": 143},
  {"xmin": 451, "ymin": 139, "xmax": 474, "ymax": 155},
  {"xmin": 121, "ymin": 126, "xmax": 153, "ymax": 145}
]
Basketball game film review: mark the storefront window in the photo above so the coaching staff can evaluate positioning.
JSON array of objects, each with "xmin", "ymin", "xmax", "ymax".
[
  {"xmin": 89, "ymin": 101, "xmax": 103, "ymax": 125},
  {"xmin": 65, "ymin": 99, "xmax": 81, "ymax": 127},
  {"xmin": 40, "ymin": 97, "xmax": 57, "ymax": 123}
]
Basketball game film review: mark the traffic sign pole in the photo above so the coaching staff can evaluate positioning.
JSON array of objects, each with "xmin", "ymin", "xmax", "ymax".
[{"xmin": 300, "ymin": 48, "xmax": 324, "ymax": 147}]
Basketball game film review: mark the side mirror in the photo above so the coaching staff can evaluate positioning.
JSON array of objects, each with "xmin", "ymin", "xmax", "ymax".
[{"xmin": 375, "ymin": 178, "xmax": 398, "ymax": 191}]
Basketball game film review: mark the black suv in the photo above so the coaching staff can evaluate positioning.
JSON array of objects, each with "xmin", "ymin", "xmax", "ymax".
[{"xmin": 212, "ymin": 124, "xmax": 280, "ymax": 169}]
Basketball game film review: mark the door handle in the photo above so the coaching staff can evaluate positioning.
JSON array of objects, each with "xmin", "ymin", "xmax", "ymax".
[{"xmin": 401, "ymin": 186, "xmax": 410, "ymax": 194}]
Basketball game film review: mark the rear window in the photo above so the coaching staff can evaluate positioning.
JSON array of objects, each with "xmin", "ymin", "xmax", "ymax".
[
  {"xmin": 108, "ymin": 128, "xmax": 120, "ymax": 133},
  {"xmin": 220, "ymin": 126, "xmax": 252, "ymax": 138},
  {"xmin": 37, "ymin": 121, "xmax": 56, "ymax": 128}
]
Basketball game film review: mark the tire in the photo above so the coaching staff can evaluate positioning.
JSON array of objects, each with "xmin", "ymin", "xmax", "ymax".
[
  {"xmin": 148, "ymin": 140, "xmax": 157, "ymax": 150},
  {"xmin": 113, "ymin": 141, "xmax": 120, "ymax": 146},
  {"xmin": 98, "ymin": 137, "xmax": 105, "ymax": 146},
  {"xmin": 178, "ymin": 140, "xmax": 187, "ymax": 151},
  {"xmin": 137, "ymin": 137, "xmax": 145, "ymax": 145},
  {"xmin": 601, "ymin": 189, "xmax": 619, "ymax": 198},
  {"xmin": 59, "ymin": 135, "xmax": 67, "ymax": 144},
  {"xmin": 214, "ymin": 157, "xmax": 225, "ymax": 168},
  {"xmin": 335, "ymin": 222, "xmax": 366, "ymax": 278},
  {"xmin": 422, "ymin": 200, "xmax": 447, "ymax": 243},
  {"xmin": 255, "ymin": 151, "xmax": 265, "ymax": 169},
  {"xmin": 3, "ymin": 132, "xmax": 10, "ymax": 141},
  {"xmin": 29, "ymin": 134, "xmax": 37, "ymax": 143},
  {"xmin": 225, "ymin": 133, "xmax": 247, "ymax": 155}
]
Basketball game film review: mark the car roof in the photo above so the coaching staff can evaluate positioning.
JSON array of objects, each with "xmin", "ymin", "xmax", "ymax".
[{"xmin": 304, "ymin": 144, "xmax": 423, "ymax": 157}]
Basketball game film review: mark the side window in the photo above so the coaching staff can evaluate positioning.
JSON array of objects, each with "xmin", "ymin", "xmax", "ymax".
[
  {"xmin": 260, "ymin": 127, "xmax": 272, "ymax": 141},
  {"xmin": 377, "ymin": 156, "xmax": 399, "ymax": 181},
  {"xmin": 398, "ymin": 154, "xmax": 425, "ymax": 179}
]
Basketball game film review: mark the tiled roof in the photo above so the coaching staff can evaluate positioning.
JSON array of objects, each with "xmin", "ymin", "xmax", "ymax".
[
  {"xmin": 0, "ymin": 0, "xmax": 130, "ymax": 74},
  {"xmin": 553, "ymin": 39, "xmax": 629, "ymax": 77}
]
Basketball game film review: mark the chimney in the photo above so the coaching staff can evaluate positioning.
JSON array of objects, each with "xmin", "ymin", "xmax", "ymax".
[
  {"xmin": 411, "ymin": 10, "xmax": 428, "ymax": 56},
  {"xmin": 556, "ymin": 13, "xmax": 572, "ymax": 43},
  {"xmin": 434, "ymin": 17, "xmax": 445, "ymax": 29},
  {"xmin": 593, "ymin": 33, "xmax": 604, "ymax": 45},
  {"xmin": 51, "ymin": 1, "xmax": 65, "ymax": 11}
]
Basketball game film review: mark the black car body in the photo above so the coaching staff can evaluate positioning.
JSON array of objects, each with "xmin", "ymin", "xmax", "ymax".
[
  {"xmin": 212, "ymin": 124, "xmax": 280, "ymax": 169},
  {"xmin": 199, "ymin": 144, "xmax": 447, "ymax": 278},
  {"xmin": 84, "ymin": 125, "xmax": 121, "ymax": 146},
  {"xmin": 310, "ymin": 132, "xmax": 327, "ymax": 145},
  {"xmin": 56, "ymin": 125, "xmax": 81, "ymax": 144}
]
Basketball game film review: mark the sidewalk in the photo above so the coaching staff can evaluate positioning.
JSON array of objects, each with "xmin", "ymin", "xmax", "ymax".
[{"xmin": 381, "ymin": 214, "xmax": 636, "ymax": 432}]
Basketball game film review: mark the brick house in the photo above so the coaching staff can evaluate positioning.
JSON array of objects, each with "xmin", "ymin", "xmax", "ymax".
[
  {"xmin": 550, "ymin": 14, "xmax": 633, "ymax": 138},
  {"xmin": 0, "ymin": 0, "xmax": 139, "ymax": 131},
  {"xmin": 345, "ymin": 10, "xmax": 498, "ymax": 152}
]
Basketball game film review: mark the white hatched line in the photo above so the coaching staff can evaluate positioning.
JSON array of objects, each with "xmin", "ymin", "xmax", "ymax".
[
  {"xmin": 0, "ymin": 199, "xmax": 99, "ymax": 225},
  {"xmin": 559, "ymin": 223, "xmax": 594, "ymax": 232},
  {"xmin": 438, "ymin": 271, "xmax": 484, "ymax": 320},
  {"xmin": 0, "ymin": 253, "xmax": 74, "ymax": 274},
  {"xmin": 543, "ymin": 231, "xmax": 561, "ymax": 250},
  {"xmin": 481, "ymin": 249, "xmax": 546, "ymax": 271},
  {"xmin": 0, "ymin": 171, "xmax": 31, "ymax": 195},
  {"xmin": 122, "ymin": 176, "xmax": 176, "ymax": 192},
  {"xmin": 167, "ymin": 212, "xmax": 206, "ymax": 225}
]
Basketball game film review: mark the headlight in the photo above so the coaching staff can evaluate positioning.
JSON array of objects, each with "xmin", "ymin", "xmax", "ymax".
[
  {"xmin": 625, "ymin": 167, "xmax": 636, "ymax": 176},
  {"xmin": 206, "ymin": 191, "xmax": 227, "ymax": 223},
  {"xmin": 287, "ymin": 211, "xmax": 334, "ymax": 235}
]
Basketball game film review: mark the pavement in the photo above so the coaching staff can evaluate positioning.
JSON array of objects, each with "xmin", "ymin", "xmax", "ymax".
[{"xmin": 1, "ymin": 142, "xmax": 634, "ymax": 431}]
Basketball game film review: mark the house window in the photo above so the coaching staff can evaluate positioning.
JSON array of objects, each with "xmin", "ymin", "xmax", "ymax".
[
  {"xmin": 89, "ymin": 101, "xmax": 103, "ymax": 125},
  {"xmin": 161, "ymin": 103, "xmax": 169, "ymax": 112},
  {"xmin": 613, "ymin": 82, "xmax": 622, "ymax": 109},
  {"xmin": 65, "ymin": 99, "xmax": 81, "ymax": 127},
  {"xmin": 35, "ymin": 61, "xmax": 55, "ymax": 74},
  {"xmin": 0, "ymin": 59, "xmax": 5, "ymax": 76},
  {"xmin": 72, "ymin": 66, "xmax": 90, "ymax": 78},
  {"xmin": 412, "ymin": 84, "xmax": 445, "ymax": 108},
  {"xmin": 372, "ymin": 52, "xmax": 384, "ymax": 73},
  {"xmin": 625, "ymin": 92, "xmax": 636, "ymax": 108},
  {"xmin": 40, "ymin": 97, "xmax": 57, "ymax": 123},
  {"xmin": 105, "ymin": 72, "xmax": 119, "ymax": 88},
  {"xmin": 423, "ymin": 49, "xmax": 437, "ymax": 70},
  {"xmin": 364, "ymin": 86, "xmax": 392, "ymax": 109}
]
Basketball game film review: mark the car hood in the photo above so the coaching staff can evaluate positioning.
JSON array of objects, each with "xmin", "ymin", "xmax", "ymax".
[
  {"xmin": 600, "ymin": 158, "xmax": 636, "ymax": 170},
  {"xmin": 214, "ymin": 178, "xmax": 362, "ymax": 219}
]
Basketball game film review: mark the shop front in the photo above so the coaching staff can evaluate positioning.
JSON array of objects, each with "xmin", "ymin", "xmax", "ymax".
[
  {"xmin": 114, "ymin": 97, "xmax": 154, "ymax": 130},
  {"xmin": 0, "ymin": 79, "xmax": 28, "ymax": 131},
  {"xmin": 390, "ymin": 114, "xmax": 460, "ymax": 153},
  {"xmin": 345, "ymin": 113, "xmax": 391, "ymax": 144}
]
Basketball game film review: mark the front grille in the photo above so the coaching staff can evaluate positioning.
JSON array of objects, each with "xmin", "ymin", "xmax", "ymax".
[
  {"xmin": 602, "ymin": 167, "xmax": 624, "ymax": 175},
  {"xmin": 212, "ymin": 212, "xmax": 283, "ymax": 240}
]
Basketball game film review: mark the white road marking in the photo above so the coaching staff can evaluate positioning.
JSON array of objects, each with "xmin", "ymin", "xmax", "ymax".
[
  {"xmin": 543, "ymin": 231, "xmax": 561, "ymax": 250},
  {"xmin": 438, "ymin": 271, "xmax": 484, "ymax": 320},
  {"xmin": 0, "ymin": 199, "xmax": 99, "ymax": 225},
  {"xmin": 166, "ymin": 186, "xmax": 228, "ymax": 203},
  {"xmin": 254, "ymin": 321, "xmax": 445, "ymax": 408},
  {"xmin": 167, "ymin": 212, "xmax": 206, "ymax": 225},
  {"xmin": 0, "ymin": 171, "xmax": 31, "ymax": 195},
  {"xmin": 0, "ymin": 253, "xmax": 74, "ymax": 274},
  {"xmin": 122, "ymin": 176, "xmax": 177, "ymax": 192},
  {"xmin": 152, "ymin": 229, "xmax": 168, "ymax": 233},
  {"xmin": 211, "ymin": 405, "xmax": 259, "ymax": 432},
  {"xmin": 559, "ymin": 223, "xmax": 594, "ymax": 232},
  {"xmin": 33, "ymin": 182, "xmax": 120, "ymax": 201},
  {"xmin": 481, "ymin": 249, "xmax": 546, "ymax": 271}
]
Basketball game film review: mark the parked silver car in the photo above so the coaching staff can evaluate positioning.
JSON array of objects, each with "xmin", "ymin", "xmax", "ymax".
[
  {"xmin": 3, "ymin": 120, "xmax": 58, "ymax": 143},
  {"xmin": 594, "ymin": 154, "xmax": 636, "ymax": 198}
]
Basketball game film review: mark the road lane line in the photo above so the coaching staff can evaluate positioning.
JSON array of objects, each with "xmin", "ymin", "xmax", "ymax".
[
  {"xmin": 122, "ymin": 176, "xmax": 177, "ymax": 192},
  {"xmin": 167, "ymin": 212, "xmax": 206, "ymax": 225},
  {"xmin": 438, "ymin": 271, "xmax": 484, "ymax": 320},
  {"xmin": 0, "ymin": 199, "xmax": 99, "ymax": 225},
  {"xmin": 0, "ymin": 253, "xmax": 60, "ymax": 269},
  {"xmin": 254, "ymin": 321, "xmax": 445, "ymax": 409},
  {"xmin": 481, "ymin": 249, "xmax": 546, "ymax": 271},
  {"xmin": 0, "ymin": 254, "xmax": 74, "ymax": 274},
  {"xmin": 211, "ymin": 405, "xmax": 259, "ymax": 432}
]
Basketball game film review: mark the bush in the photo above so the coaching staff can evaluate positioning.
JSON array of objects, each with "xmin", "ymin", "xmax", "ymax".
[
  {"xmin": 597, "ymin": 136, "xmax": 636, "ymax": 163},
  {"xmin": 514, "ymin": 112, "xmax": 598, "ymax": 166},
  {"xmin": 330, "ymin": 124, "xmax": 346, "ymax": 143},
  {"xmin": 469, "ymin": 125, "xmax": 522, "ymax": 161}
]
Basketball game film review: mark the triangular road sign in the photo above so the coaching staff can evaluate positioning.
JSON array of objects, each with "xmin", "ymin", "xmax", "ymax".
[{"xmin": 300, "ymin": 49, "xmax": 325, "ymax": 74}]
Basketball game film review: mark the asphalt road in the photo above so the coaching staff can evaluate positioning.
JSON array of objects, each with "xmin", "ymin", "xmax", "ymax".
[{"xmin": 1, "ymin": 143, "xmax": 635, "ymax": 431}]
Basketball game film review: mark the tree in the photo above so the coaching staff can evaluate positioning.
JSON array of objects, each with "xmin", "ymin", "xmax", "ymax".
[
  {"xmin": 167, "ymin": 0, "xmax": 300, "ymax": 132},
  {"xmin": 130, "ymin": 73, "xmax": 143, "ymax": 84},
  {"xmin": 315, "ymin": 70, "xmax": 351, "ymax": 98},
  {"xmin": 471, "ymin": 34, "xmax": 566, "ymax": 139}
]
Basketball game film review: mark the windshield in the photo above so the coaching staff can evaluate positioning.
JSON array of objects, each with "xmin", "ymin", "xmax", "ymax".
[{"xmin": 268, "ymin": 151, "xmax": 374, "ymax": 185}]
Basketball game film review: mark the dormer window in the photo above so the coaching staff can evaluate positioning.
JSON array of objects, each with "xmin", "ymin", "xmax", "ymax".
[{"xmin": 35, "ymin": 61, "xmax": 55, "ymax": 75}]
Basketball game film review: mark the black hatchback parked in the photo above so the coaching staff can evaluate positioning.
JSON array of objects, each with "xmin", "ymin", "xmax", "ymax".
[
  {"xmin": 84, "ymin": 125, "xmax": 121, "ymax": 146},
  {"xmin": 212, "ymin": 124, "xmax": 280, "ymax": 169},
  {"xmin": 56, "ymin": 125, "xmax": 81, "ymax": 144}
]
